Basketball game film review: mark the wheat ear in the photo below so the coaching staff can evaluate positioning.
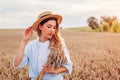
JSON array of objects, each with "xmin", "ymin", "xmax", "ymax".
[{"xmin": 35, "ymin": 71, "xmax": 44, "ymax": 80}]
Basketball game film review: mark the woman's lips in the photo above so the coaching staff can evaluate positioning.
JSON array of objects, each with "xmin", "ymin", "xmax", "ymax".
[{"xmin": 49, "ymin": 33, "xmax": 53, "ymax": 36}]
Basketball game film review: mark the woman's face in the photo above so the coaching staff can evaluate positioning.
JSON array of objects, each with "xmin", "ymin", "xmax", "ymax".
[{"xmin": 39, "ymin": 20, "xmax": 57, "ymax": 39}]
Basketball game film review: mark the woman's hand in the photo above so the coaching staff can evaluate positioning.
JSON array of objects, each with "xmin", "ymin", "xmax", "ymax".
[
  {"xmin": 22, "ymin": 26, "xmax": 33, "ymax": 42},
  {"xmin": 42, "ymin": 64, "xmax": 58, "ymax": 74},
  {"xmin": 42, "ymin": 64, "xmax": 67, "ymax": 74}
]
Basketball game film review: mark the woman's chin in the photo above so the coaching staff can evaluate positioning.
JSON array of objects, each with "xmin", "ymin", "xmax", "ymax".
[
  {"xmin": 48, "ymin": 35, "xmax": 53, "ymax": 39},
  {"xmin": 47, "ymin": 36, "xmax": 52, "ymax": 39}
]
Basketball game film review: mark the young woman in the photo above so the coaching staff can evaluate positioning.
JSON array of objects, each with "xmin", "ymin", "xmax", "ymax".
[{"xmin": 14, "ymin": 11, "xmax": 72, "ymax": 80}]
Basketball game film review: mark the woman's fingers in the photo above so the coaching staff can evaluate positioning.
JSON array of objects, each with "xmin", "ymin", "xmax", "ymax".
[
  {"xmin": 42, "ymin": 64, "xmax": 57, "ymax": 73},
  {"xmin": 27, "ymin": 26, "xmax": 33, "ymax": 31},
  {"xmin": 23, "ymin": 26, "xmax": 33, "ymax": 41},
  {"xmin": 25, "ymin": 26, "xmax": 33, "ymax": 34},
  {"xmin": 42, "ymin": 65, "xmax": 57, "ymax": 73},
  {"xmin": 43, "ymin": 65, "xmax": 51, "ymax": 70},
  {"xmin": 42, "ymin": 65, "xmax": 50, "ymax": 72}
]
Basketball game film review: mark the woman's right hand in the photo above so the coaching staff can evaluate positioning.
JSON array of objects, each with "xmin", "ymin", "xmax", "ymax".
[{"xmin": 22, "ymin": 26, "xmax": 33, "ymax": 42}]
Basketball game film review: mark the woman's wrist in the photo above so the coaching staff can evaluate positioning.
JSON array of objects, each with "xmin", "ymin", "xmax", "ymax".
[
  {"xmin": 56, "ymin": 66, "xmax": 67, "ymax": 74},
  {"xmin": 21, "ymin": 38, "xmax": 28, "ymax": 44},
  {"xmin": 56, "ymin": 68, "xmax": 61, "ymax": 73},
  {"xmin": 19, "ymin": 39, "xmax": 28, "ymax": 48}
]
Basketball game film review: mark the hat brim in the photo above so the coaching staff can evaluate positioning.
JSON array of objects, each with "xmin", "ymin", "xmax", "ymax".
[{"xmin": 32, "ymin": 14, "xmax": 62, "ymax": 31}]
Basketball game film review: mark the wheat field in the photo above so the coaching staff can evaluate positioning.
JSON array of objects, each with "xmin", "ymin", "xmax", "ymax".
[{"xmin": 0, "ymin": 29, "xmax": 120, "ymax": 80}]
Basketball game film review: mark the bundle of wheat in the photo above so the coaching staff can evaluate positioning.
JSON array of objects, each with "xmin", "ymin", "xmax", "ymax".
[{"xmin": 36, "ymin": 47, "xmax": 67, "ymax": 80}]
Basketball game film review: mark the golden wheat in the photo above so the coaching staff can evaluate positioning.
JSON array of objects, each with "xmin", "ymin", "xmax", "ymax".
[{"xmin": 0, "ymin": 29, "xmax": 120, "ymax": 80}]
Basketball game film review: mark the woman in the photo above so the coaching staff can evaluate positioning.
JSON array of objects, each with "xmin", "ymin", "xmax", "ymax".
[{"xmin": 14, "ymin": 11, "xmax": 72, "ymax": 80}]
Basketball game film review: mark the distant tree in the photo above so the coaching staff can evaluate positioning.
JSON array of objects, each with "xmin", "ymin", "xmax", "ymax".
[
  {"xmin": 87, "ymin": 16, "xmax": 120, "ymax": 32},
  {"xmin": 87, "ymin": 17, "xmax": 99, "ymax": 30},
  {"xmin": 100, "ymin": 21, "xmax": 109, "ymax": 31},
  {"xmin": 111, "ymin": 20, "xmax": 120, "ymax": 32},
  {"xmin": 100, "ymin": 16, "xmax": 118, "ymax": 31}
]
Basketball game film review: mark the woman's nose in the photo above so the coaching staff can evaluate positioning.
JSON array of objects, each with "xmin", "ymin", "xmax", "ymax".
[{"xmin": 50, "ymin": 28, "xmax": 55, "ymax": 33}]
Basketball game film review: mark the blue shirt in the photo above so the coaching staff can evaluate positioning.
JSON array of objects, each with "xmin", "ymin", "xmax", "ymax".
[{"xmin": 16, "ymin": 38, "xmax": 72, "ymax": 80}]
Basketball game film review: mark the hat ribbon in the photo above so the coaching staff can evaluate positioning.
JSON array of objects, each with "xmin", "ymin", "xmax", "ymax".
[{"xmin": 40, "ymin": 14, "xmax": 51, "ymax": 18}]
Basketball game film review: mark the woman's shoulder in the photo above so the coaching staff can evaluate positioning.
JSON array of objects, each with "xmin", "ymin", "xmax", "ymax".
[{"xmin": 61, "ymin": 39, "xmax": 66, "ymax": 47}]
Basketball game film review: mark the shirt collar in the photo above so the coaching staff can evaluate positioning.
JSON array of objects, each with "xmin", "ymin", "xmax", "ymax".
[{"xmin": 36, "ymin": 38, "xmax": 50, "ymax": 47}]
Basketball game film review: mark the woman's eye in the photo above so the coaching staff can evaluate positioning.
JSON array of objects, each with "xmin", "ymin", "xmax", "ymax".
[
  {"xmin": 53, "ymin": 27, "xmax": 56, "ymax": 30},
  {"xmin": 47, "ymin": 26, "xmax": 51, "ymax": 28}
]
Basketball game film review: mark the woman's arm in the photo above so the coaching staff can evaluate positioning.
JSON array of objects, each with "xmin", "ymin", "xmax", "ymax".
[
  {"xmin": 56, "ymin": 66, "xmax": 68, "ymax": 73},
  {"xmin": 14, "ymin": 40, "xmax": 27, "ymax": 67},
  {"xmin": 61, "ymin": 41, "xmax": 73, "ymax": 74},
  {"xmin": 14, "ymin": 27, "xmax": 33, "ymax": 67}
]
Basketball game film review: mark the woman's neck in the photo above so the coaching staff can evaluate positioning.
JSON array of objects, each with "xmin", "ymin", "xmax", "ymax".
[{"xmin": 39, "ymin": 36, "xmax": 48, "ymax": 42}]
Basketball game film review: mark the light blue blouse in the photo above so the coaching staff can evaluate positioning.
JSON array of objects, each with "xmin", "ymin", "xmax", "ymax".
[{"xmin": 16, "ymin": 38, "xmax": 72, "ymax": 80}]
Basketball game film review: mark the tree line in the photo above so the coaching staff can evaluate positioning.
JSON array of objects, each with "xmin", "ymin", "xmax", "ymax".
[{"xmin": 87, "ymin": 16, "xmax": 120, "ymax": 32}]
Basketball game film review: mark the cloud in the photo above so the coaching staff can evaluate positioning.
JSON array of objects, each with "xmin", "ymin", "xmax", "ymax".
[{"xmin": 0, "ymin": 0, "xmax": 120, "ymax": 28}]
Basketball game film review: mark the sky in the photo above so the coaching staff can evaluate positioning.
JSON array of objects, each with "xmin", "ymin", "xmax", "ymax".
[{"xmin": 0, "ymin": 0, "xmax": 120, "ymax": 29}]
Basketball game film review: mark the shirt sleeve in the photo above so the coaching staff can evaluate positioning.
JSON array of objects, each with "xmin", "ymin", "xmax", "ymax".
[
  {"xmin": 61, "ymin": 41, "xmax": 73, "ymax": 74},
  {"xmin": 15, "ymin": 42, "xmax": 31, "ymax": 68}
]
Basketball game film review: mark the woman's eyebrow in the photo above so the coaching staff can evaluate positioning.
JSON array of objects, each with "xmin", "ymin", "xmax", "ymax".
[{"xmin": 47, "ymin": 24, "xmax": 56, "ymax": 27}]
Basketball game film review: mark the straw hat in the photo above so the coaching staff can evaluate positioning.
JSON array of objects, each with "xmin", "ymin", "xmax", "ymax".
[{"xmin": 32, "ymin": 11, "xmax": 62, "ymax": 31}]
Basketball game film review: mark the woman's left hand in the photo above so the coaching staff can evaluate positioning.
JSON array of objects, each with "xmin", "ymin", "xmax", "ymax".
[{"xmin": 42, "ymin": 64, "xmax": 59, "ymax": 74}]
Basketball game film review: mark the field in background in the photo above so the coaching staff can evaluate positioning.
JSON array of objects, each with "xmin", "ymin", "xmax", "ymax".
[
  {"xmin": 0, "ymin": 29, "xmax": 120, "ymax": 80},
  {"xmin": 67, "ymin": 26, "xmax": 93, "ymax": 32}
]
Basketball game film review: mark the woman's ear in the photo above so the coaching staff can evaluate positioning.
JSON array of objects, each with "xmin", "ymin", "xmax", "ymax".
[{"xmin": 38, "ymin": 25, "xmax": 42, "ymax": 30}]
